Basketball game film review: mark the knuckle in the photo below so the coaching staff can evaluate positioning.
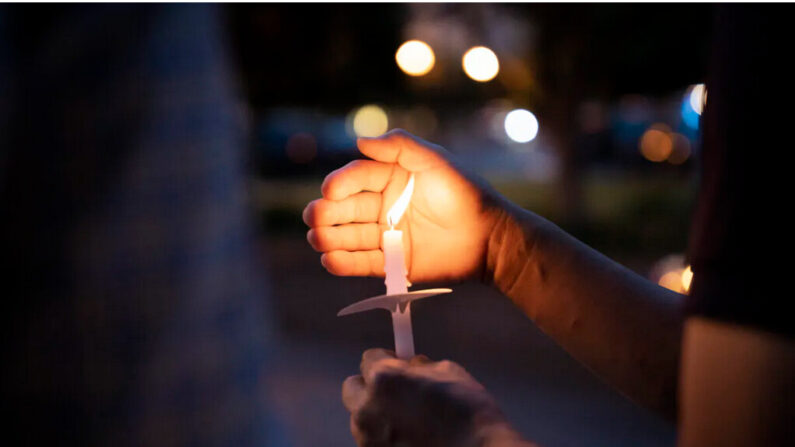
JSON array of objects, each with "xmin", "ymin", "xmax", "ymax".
[
  {"xmin": 388, "ymin": 128, "xmax": 409, "ymax": 139},
  {"xmin": 320, "ymin": 171, "xmax": 337, "ymax": 197},
  {"xmin": 351, "ymin": 226, "xmax": 362, "ymax": 249},
  {"xmin": 314, "ymin": 228, "xmax": 332, "ymax": 250},
  {"xmin": 368, "ymin": 224, "xmax": 380, "ymax": 243},
  {"xmin": 306, "ymin": 229, "xmax": 319, "ymax": 250},
  {"xmin": 302, "ymin": 200, "xmax": 318, "ymax": 225},
  {"xmin": 436, "ymin": 360, "xmax": 455, "ymax": 371},
  {"xmin": 348, "ymin": 159, "xmax": 367, "ymax": 169},
  {"xmin": 342, "ymin": 374, "xmax": 361, "ymax": 391},
  {"xmin": 325, "ymin": 253, "xmax": 344, "ymax": 275},
  {"xmin": 368, "ymin": 250, "xmax": 382, "ymax": 276},
  {"xmin": 370, "ymin": 360, "xmax": 400, "ymax": 377},
  {"xmin": 341, "ymin": 196, "xmax": 356, "ymax": 222},
  {"xmin": 362, "ymin": 348, "xmax": 384, "ymax": 363},
  {"xmin": 317, "ymin": 201, "xmax": 334, "ymax": 224},
  {"xmin": 353, "ymin": 196, "xmax": 363, "ymax": 222},
  {"xmin": 354, "ymin": 251, "xmax": 367, "ymax": 275}
]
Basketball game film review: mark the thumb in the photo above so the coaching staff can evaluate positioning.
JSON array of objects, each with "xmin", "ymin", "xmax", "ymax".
[{"xmin": 357, "ymin": 129, "xmax": 449, "ymax": 172}]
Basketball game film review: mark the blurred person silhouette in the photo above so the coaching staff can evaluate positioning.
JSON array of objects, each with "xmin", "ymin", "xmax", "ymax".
[
  {"xmin": 1, "ymin": 5, "xmax": 286, "ymax": 446},
  {"xmin": 304, "ymin": 6, "xmax": 793, "ymax": 447}
]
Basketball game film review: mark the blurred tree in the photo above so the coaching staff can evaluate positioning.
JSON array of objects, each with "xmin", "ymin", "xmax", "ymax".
[
  {"xmin": 226, "ymin": 4, "xmax": 404, "ymax": 109},
  {"xmin": 525, "ymin": 4, "xmax": 711, "ymax": 225}
]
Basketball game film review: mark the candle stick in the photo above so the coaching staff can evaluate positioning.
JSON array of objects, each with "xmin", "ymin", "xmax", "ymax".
[
  {"xmin": 337, "ymin": 174, "xmax": 453, "ymax": 360},
  {"xmin": 383, "ymin": 175, "xmax": 414, "ymax": 359}
]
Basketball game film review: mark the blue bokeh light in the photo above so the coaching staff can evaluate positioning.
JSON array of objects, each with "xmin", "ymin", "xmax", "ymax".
[{"xmin": 681, "ymin": 95, "xmax": 700, "ymax": 130}]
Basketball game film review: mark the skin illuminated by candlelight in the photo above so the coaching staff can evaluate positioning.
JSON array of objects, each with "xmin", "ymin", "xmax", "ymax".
[
  {"xmin": 305, "ymin": 129, "xmax": 682, "ymax": 420},
  {"xmin": 304, "ymin": 129, "xmax": 505, "ymax": 283}
]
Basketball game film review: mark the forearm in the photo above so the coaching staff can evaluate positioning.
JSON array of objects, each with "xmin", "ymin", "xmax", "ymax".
[{"xmin": 486, "ymin": 202, "xmax": 683, "ymax": 419}]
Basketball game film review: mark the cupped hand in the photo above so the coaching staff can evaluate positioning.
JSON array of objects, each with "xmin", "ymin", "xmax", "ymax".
[
  {"xmin": 342, "ymin": 349, "xmax": 529, "ymax": 447},
  {"xmin": 303, "ymin": 129, "xmax": 505, "ymax": 283}
]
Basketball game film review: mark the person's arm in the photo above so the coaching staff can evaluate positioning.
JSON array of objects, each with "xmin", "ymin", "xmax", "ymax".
[
  {"xmin": 487, "ymin": 201, "xmax": 683, "ymax": 419},
  {"xmin": 305, "ymin": 129, "xmax": 682, "ymax": 419}
]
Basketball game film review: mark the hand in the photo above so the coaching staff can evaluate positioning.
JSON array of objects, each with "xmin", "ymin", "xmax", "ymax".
[
  {"xmin": 303, "ymin": 129, "xmax": 506, "ymax": 283},
  {"xmin": 342, "ymin": 349, "xmax": 530, "ymax": 447}
]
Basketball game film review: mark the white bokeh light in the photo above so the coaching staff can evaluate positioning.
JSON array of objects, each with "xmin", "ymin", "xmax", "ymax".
[
  {"xmin": 689, "ymin": 83, "xmax": 707, "ymax": 115},
  {"xmin": 504, "ymin": 109, "xmax": 539, "ymax": 143},
  {"xmin": 352, "ymin": 105, "xmax": 389, "ymax": 137}
]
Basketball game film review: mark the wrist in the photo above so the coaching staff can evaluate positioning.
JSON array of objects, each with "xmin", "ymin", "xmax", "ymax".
[{"xmin": 483, "ymin": 201, "xmax": 546, "ymax": 295}]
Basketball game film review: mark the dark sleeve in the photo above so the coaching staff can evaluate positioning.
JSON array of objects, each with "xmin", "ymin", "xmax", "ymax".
[{"xmin": 687, "ymin": 6, "xmax": 792, "ymax": 337}]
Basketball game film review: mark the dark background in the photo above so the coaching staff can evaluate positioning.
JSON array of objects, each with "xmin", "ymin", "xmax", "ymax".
[{"xmin": 224, "ymin": 4, "xmax": 712, "ymax": 446}]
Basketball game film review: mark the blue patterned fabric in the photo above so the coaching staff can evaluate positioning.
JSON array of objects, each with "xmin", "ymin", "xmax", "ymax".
[{"xmin": 1, "ymin": 5, "xmax": 280, "ymax": 446}]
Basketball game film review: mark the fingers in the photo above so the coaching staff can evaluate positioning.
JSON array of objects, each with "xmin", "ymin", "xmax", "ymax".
[
  {"xmin": 361, "ymin": 348, "xmax": 404, "ymax": 383},
  {"xmin": 433, "ymin": 359, "xmax": 469, "ymax": 376},
  {"xmin": 308, "ymin": 223, "xmax": 381, "ymax": 252},
  {"xmin": 321, "ymin": 250, "xmax": 384, "ymax": 277},
  {"xmin": 342, "ymin": 375, "xmax": 368, "ymax": 414},
  {"xmin": 358, "ymin": 129, "xmax": 448, "ymax": 172},
  {"xmin": 349, "ymin": 415, "xmax": 364, "ymax": 446},
  {"xmin": 303, "ymin": 192, "xmax": 381, "ymax": 227},
  {"xmin": 409, "ymin": 354, "xmax": 432, "ymax": 366},
  {"xmin": 322, "ymin": 159, "xmax": 394, "ymax": 201}
]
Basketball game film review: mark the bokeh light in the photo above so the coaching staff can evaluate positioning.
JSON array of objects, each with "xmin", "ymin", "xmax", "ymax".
[
  {"xmin": 462, "ymin": 46, "xmax": 500, "ymax": 82},
  {"xmin": 285, "ymin": 132, "xmax": 317, "ymax": 164},
  {"xmin": 352, "ymin": 105, "xmax": 389, "ymax": 137},
  {"xmin": 689, "ymin": 83, "xmax": 707, "ymax": 115},
  {"xmin": 657, "ymin": 265, "xmax": 693, "ymax": 294},
  {"xmin": 668, "ymin": 133, "xmax": 692, "ymax": 165},
  {"xmin": 681, "ymin": 91, "xmax": 700, "ymax": 130},
  {"xmin": 658, "ymin": 271, "xmax": 684, "ymax": 293},
  {"xmin": 652, "ymin": 255, "xmax": 692, "ymax": 294},
  {"xmin": 639, "ymin": 123, "xmax": 673, "ymax": 162},
  {"xmin": 504, "ymin": 109, "xmax": 539, "ymax": 143},
  {"xmin": 395, "ymin": 40, "xmax": 435, "ymax": 76},
  {"xmin": 681, "ymin": 265, "xmax": 693, "ymax": 293}
]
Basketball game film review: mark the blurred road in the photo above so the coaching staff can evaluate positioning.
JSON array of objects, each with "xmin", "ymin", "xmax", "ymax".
[{"xmin": 262, "ymin": 234, "xmax": 676, "ymax": 447}]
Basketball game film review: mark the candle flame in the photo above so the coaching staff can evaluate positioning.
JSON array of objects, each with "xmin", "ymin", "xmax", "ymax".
[{"xmin": 387, "ymin": 174, "xmax": 415, "ymax": 228}]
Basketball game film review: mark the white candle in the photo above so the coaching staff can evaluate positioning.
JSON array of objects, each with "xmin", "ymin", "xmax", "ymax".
[
  {"xmin": 383, "ymin": 228, "xmax": 413, "ymax": 359},
  {"xmin": 383, "ymin": 229, "xmax": 408, "ymax": 295},
  {"xmin": 384, "ymin": 175, "xmax": 415, "ymax": 359}
]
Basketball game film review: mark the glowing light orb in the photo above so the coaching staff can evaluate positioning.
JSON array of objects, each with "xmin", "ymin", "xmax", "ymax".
[
  {"xmin": 658, "ymin": 271, "xmax": 684, "ymax": 292},
  {"xmin": 668, "ymin": 133, "xmax": 692, "ymax": 165},
  {"xmin": 462, "ymin": 46, "xmax": 499, "ymax": 82},
  {"xmin": 504, "ymin": 109, "xmax": 539, "ymax": 143},
  {"xmin": 395, "ymin": 40, "xmax": 435, "ymax": 76},
  {"xmin": 352, "ymin": 105, "xmax": 389, "ymax": 138},
  {"xmin": 681, "ymin": 265, "xmax": 693, "ymax": 293},
  {"xmin": 681, "ymin": 89, "xmax": 701, "ymax": 130},
  {"xmin": 689, "ymin": 83, "xmax": 707, "ymax": 115},
  {"xmin": 639, "ymin": 124, "xmax": 673, "ymax": 162}
]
